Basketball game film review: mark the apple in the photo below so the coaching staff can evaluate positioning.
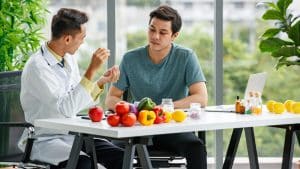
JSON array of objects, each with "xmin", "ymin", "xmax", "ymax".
[
  {"xmin": 121, "ymin": 113, "xmax": 136, "ymax": 127},
  {"xmin": 115, "ymin": 101, "xmax": 130, "ymax": 116},
  {"xmin": 107, "ymin": 114, "xmax": 120, "ymax": 127},
  {"xmin": 88, "ymin": 106, "xmax": 103, "ymax": 122}
]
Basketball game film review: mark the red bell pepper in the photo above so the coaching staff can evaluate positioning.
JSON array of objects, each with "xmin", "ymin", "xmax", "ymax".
[{"xmin": 153, "ymin": 106, "xmax": 165, "ymax": 124}]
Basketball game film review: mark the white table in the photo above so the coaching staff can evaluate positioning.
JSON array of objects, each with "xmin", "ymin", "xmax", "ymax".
[{"xmin": 34, "ymin": 110, "xmax": 300, "ymax": 169}]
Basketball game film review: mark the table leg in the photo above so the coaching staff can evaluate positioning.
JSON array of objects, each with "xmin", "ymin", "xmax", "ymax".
[
  {"xmin": 222, "ymin": 128, "xmax": 243, "ymax": 169},
  {"xmin": 83, "ymin": 136, "xmax": 98, "ymax": 169},
  {"xmin": 122, "ymin": 139, "xmax": 136, "ymax": 169},
  {"xmin": 136, "ymin": 144, "xmax": 153, "ymax": 169},
  {"xmin": 281, "ymin": 126, "xmax": 295, "ymax": 169},
  {"xmin": 245, "ymin": 127, "xmax": 259, "ymax": 169},
  {"xmin": 66, "ymin": 134, "xmax": 84, "ymax": 169},
  {"xmin": 296, "ymin": 130, "xmax": 300, "ymax": 146}
]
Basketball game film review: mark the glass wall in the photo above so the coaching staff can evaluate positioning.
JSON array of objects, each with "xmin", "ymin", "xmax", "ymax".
[
  {"xmin": 47, "ymin": 0, "xmax": 108, "ymax": 77},
  {"xmin": 222, "ymin": 0, "xmax": 300, "ymax": 159},
  {"xmin": 45, "ymin": 0, "xmax": 300, "ymax": 167}
]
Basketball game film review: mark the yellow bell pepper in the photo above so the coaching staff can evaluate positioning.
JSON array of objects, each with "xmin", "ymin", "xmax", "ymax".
[
  {"xmin": 163, "ymin": 111, "xmax": 173, "ymax": 123},
  {"xmin": 138, "ymin": 110, "xmax": 156, "ymax": 126}
]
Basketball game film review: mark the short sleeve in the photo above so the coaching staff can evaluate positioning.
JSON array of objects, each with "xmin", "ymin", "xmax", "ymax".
[{"xmin": 185, "ymin": 51, "xmax": 206, "ymax": 87}]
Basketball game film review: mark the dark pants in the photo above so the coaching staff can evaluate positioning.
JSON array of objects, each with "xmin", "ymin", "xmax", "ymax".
[
  {"xmin": 51, "ymin": 138, "xmax": 124, "ymax": 169},
  {"xmin": 153, "ymin": 132, "xmax": 207, "ymax": 169}
]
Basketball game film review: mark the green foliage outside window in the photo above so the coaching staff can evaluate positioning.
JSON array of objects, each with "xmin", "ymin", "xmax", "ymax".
[{"xmin": 0, "ymin": 0, "xmax": 49, "ymax": 71}]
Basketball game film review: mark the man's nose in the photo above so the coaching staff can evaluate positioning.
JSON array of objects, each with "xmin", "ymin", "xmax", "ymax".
[{"xmin": 152, "ymin": 32, "xmax": 160, "ymax": 40}]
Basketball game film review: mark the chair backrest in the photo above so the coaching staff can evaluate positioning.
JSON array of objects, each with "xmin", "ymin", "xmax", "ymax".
[{"xmin": 0, "ymin": 70, "xmax": 24, "ymax": 162}]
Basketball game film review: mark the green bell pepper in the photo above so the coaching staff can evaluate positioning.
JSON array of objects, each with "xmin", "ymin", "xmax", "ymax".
[{"xmin": 138, "ymin": 97, "xmax": 156, "ymax": 111}]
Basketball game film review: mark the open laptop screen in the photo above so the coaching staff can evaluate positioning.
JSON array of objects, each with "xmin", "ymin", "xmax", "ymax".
[{"xmin": 205, "ymin": 72, "xmax": 267, "ymax": 112}]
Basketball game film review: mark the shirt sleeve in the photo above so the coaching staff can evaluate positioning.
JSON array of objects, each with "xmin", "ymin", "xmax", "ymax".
[
  {"xmin": 185, "ymin": 51, "xmax": 206, "ymax": 86},
  {"xmin": 80, "ymin": 77, "xmax": 104, "ymax": 101}
]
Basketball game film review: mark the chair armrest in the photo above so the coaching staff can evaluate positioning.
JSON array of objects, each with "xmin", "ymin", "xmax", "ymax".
[
  {"xmin": 0, "ymin": 122, "xmax": 36, "ymax": 163},
  {"xmin": 0, "ymin": 122, "xmax": 34, "ymax": 128}
]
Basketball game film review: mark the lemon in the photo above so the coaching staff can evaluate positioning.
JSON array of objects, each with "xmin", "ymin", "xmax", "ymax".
[
  {"xmin": 284, "ymin": 100, "xmax": 295, "ymax": 112},
  {"xmin": 266, "ymin": 100, "xmax": 276, "ymax": 112},
  {"xmin": 292, "ymin": 102, "xmax": 300, "ymax": 114},
  {"xmin": 273, "ymin": 102, "xmax": 285, "ymax": 114},
  {"xmin": 172, "ymin": 109, "xmax": 187, "ymax": 122}
]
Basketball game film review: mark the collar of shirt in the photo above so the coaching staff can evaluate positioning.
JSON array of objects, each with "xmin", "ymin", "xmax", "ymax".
[
  {"xmin": 46, "ymin": 43, "xmax": 64, "ymax": 64},
  {"xmin": 41, "ymin": 42, "xmax": 66, "ymax": 68}
]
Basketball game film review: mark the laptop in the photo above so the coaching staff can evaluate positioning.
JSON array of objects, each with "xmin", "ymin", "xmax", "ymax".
[{"xmin": 205, "ymin": 72, "xmax": 268, "ymax": 112}]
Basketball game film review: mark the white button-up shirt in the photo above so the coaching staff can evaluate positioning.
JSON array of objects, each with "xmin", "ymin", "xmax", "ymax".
[{"xmin": 19, "ymin": 43, "xmax": 96, "ymax": 165}]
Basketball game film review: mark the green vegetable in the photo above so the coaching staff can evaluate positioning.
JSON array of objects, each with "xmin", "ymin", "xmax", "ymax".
[{"xmin": 138, "ymin": 97, "xmax": 156, "ymax": 111}]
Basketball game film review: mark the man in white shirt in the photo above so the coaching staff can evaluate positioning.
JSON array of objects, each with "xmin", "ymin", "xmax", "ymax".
[{"xmin": 19, "ymin": 8, "xmax": 123, "ymax": 169}]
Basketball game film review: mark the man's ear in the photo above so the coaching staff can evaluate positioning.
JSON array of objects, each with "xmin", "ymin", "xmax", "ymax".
[
  {"xmin": 63, "ymin": 35, "xmax": 72, "ymax": 45},
  {"xmin": 172, "ymin": 32, "xmax": 179, "ymax": 41}
]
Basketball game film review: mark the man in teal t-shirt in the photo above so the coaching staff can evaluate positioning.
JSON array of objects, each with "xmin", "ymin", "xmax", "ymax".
[
  {"xmin": 106, "ymin": 5, "xmax": 208, "ymax": 169},
  {"xmin": 114, "ymin": 43, "xmax": 206, "ymax": 105}
]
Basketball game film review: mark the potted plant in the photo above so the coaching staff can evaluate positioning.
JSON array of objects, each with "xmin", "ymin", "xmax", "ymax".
[
  {"xmin": 0, "ymin": 0, "xmax": 48, "ymax": 71},
  {"xmin": 258, "ymin": 0, "xmax": 300, "ymax": 69},
  {"xmin": 0, "ymin": 0, "xmax": 48, "ymax": 164}
]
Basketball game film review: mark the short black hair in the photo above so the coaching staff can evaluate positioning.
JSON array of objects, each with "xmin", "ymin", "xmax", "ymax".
[
  {"xmin": 51, "ymin": 8, "xmax": 88, "ymax": 39},
  {"xmin": 149, "ymin": 5, "xmax": 182, "ymax": 34}
]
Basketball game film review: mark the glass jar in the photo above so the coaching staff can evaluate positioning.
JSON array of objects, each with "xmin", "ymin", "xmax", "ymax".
[
  {"xmin": 161, "ymin": 98, "xmax": 174, "ymax": 112},
  {"xmin": 189, "ymin": 103, "xmax": 201, "ymax": 119}
]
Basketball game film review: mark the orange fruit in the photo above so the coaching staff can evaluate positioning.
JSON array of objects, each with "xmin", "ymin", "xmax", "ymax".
[
  {"xmin": 292, "ymin": 102, "xmax": 300, "ymax": 114},
  {"xmin": 273, "ymin": 102, "xmax": 285, "ymax": 114},
  {"xmin": 266, "ymin": 100, "xmax": 276, "ymax": 112},
  {"xmin": 284, "ymin": 100, "xmax": 295, "ymax": 112}
]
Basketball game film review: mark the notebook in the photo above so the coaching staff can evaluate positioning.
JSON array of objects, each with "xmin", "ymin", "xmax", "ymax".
[{"xmin": 205, "ymin": 72, "xmax": 268, "ymax": 112}]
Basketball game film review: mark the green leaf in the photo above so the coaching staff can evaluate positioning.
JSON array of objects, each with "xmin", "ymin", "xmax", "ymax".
[
  {"xmin": 271, "ymin": 46, "xmax": 298, "ymax": 58},
  {"xmin": 262, "ymin": 9, "xmax": 284, "ymax": 20},
  {"xmin": 0, "ymin": 0, "xmax": 48, "ymax": 71},
  {"xmin": 261, "ymin": 28, "xmax": 281, "ymax": 38},
  {"xmin": 277, "ymin": 0, "xmax": 293, "ymax": 15},
  {"xmin": 259, "ymin": 38, "xmax": 293, "ymax": 52},
  {"xmin": 288, "ymin": 20, "xmax": 300, "ymax": 45}
]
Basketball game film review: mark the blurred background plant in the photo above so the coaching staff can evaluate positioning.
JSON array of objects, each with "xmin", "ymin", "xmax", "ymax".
[
  {"xmin": 259, "ymin": 0, "xmax": 300, "ymax": 69},
  {"xmin": 0, "ymin": 0, "xmax": 49, "ymax": 71}
]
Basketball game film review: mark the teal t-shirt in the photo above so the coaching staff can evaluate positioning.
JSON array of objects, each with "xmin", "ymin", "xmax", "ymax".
[{"xmin": 114, "ymin": 43, "xmax": 206, "ymax": 105}]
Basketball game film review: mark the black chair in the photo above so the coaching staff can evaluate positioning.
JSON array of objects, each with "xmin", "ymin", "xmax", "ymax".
[
  {"xmin": 0, "ymin": 71, "xmax": 47, "ymax": 168},
  {"xmin": 121, "ymin": 90, "xmax": 206, "ymax": 168}
]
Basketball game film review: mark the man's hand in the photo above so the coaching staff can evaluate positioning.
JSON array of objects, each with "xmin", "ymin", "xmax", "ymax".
[
  {"xmin": 97, "ymin": 65, "xmax": 120, "ymax": 87},
  {"xmin": 84, "ymin": 48, "xmax": 110, "ymax": 80}
]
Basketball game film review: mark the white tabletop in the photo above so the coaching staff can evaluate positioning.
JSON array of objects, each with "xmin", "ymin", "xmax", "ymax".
[{"xmin": 34, "ymin": 109, "xmax": 300, "ymax": 138}]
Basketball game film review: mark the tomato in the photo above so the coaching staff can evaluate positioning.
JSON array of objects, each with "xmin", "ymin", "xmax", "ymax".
[
  {"xmin": 121, "ymin": 113, "xmax": 136, "ymax": 127},
  {"xmin": 107, "ymin": 114, "xmax": 120, "ymax": 127},
  {"xmin": 115, "ymin": 101, "xmax": 130, "ymax": 116},
  {"xmin": 88, "ymin": 106, "xmax": 103, "ymax": 122}
]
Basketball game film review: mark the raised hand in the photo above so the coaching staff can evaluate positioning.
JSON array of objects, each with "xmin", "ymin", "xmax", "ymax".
[
  {"xmin": 85, "ymin": 48, "xmax": 110, "ymax": 80},
  {"xmin": 97, "ymin": 65, "xmax": 120, "ymax": 87}
]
